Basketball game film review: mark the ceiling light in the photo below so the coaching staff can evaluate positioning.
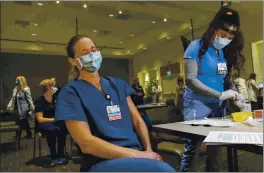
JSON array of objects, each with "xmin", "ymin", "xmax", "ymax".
[
  {"xmin": 119, "ymin": 10, "xmax": 122, "ymax": 14},
  {"xmin": 32, "ymin": 34, "xmax": 36, "ymax": 36},
  {"xmin": 34, "ymin": 23, "xmax": 38, "ymax": 26},
  {"xmin": 152, "ymin": 21, "xmax": 156, "ymax": 24},
  {"xmin": 143, "ymin": 47, "xmax": 147, "ymax": 50},
  {"xmin": 158, "ymin": 32, "xmax": 169, "ymax": 40},
  {"xmin": 37, "ymin": 3, "xmax": 43, "ymax": 6},
  {"xmin": 109, "ymin": 14, "xmax": 114, "ymax": 17},
  {"xmin": 83, "ymin": 4, "xmax": 87, "ymax": 8},
  {"xmin": 93, "ymin": 30, "xmax": 97, "ymax": 33},
  {"xmin": 163, "ymin": 18, "xmax": 167, "ymax": 22},
  {"xmin": 130, "ymin": 34, "xmax": 134, "ymax": 37},
  {"xmin": 56, "ymin": 1, "xmax": 60, "ymax": 4},
  {"xmin": 166, "ymin": 37, "xmax": 171, "ymax": 40},
  {"xmin": 119, "ymin": 41, "xmax": 123, "ymax": 44}
]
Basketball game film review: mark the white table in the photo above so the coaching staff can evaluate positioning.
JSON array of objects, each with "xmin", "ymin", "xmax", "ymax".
[{"xmin": 152, "ymin": 119, "xmax": 263, "ymax": 171}]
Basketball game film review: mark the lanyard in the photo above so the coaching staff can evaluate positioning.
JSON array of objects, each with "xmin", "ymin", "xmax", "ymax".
[{"xmin": 103, "ymin": 76, "xmax": 121, "ymax": 106}]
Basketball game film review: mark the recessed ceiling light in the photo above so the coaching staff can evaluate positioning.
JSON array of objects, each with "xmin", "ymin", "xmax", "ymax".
[
  {"xmin": 37, "ymin": 3, "xmax": 43, "ymax": 6},
  {"xmin": 119, "ymin": 41, "xmax": 123, "ymax": 44},
  {"xmin": 109, "ymin": 14, "xmax": 114, "ymax": 17},
  {"xmin": 34, "ymin": 23, "xmax": 38, "ymax": 26},
  {"xmin": 56, "ymin": 1, "xmax": 60, "ymax": 4},
  {"xmin": 166, "ymin": 37, "xmax": 171, "ymax": 39},
  {"xmin": 152, "ymin": 21, "xmax": 156, "ymax": 24},
  {"xmin": 130, "ymin": 34, "xmax": 134, "ymax": 37},
  {"xmin": 119, "ymin": 10, "xmax": 122, "ymax": 14},
  {"xmin": 83, "ymin": 4, "xmax": 87, "ymax": 8},
  {"xmin": 93, "ymin": 30, "xmax": 97, "ymax": 33},
  {"xmin": 32, "ymin": 34, "xmax": 36, "ymax": 36},
  {"xmin": 164, "ymin": 18, "xmax": 167, "ymax": 22}
]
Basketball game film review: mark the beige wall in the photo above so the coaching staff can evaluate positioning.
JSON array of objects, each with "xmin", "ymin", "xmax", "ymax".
[{"xmin": 132, "ymin": 9, "xmax": 263, "ymax": 82}]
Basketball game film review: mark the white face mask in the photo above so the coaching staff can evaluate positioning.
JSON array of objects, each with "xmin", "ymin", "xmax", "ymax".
[
  {"xmin": 212, "ymin": 36, "xmax": 232, "ymax": 50},
  {"xmin": 52, "ymin": 87, "xmax": 58, "ymax": 94}
]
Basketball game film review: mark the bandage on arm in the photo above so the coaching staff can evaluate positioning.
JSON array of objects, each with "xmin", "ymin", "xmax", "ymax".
[{"xmin": 184, "ymin": 59, "xmax": 222, "ymax": 98}]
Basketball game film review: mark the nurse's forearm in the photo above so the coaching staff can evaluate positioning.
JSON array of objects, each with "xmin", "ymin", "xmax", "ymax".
[
  {"xmin": 66, "ymin": 121, "xmax": 142, "ymax": 159},
  {"xmin": 126, "ymin": 97, "xmax": 152, "ymax": 151},
  {"xmin": 184, "ymin": 59, "xmax": 221, "ymax": 99},
  {"xmin": 80, "ymin": 136, "xmax": 143, "ymax": 159},
  {"xmin": 133, "ymin": 120, "xmax": 152, "ymax": 151},
  {"xmin": 38, "ymin": 117, "xmax": 54, "ymax": 123}
]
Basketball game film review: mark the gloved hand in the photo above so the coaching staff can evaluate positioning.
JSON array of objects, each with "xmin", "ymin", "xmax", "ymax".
[
  {"xmin": 233, "ymin": 94, "xmax": 249, "ymax": 110},
  {"xmin": 234, "ymin": 99, "xmax": 246, "ymax": 109},
  {"xmin": 219, "ymin": 90, "xmax": 240, "ymax": 100}
]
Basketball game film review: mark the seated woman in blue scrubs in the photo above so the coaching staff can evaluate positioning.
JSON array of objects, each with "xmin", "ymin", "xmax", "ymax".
[
  {"xmin": 35, "ymin": 79, "xmax": 68, "ymax": 167},
  {"xmin": 180, "ymin": 7, "xmax": 247, "ymax": 172},
  {"xmin": 54, "ymin": 35, "xmax": 176, "ymax": 172}
]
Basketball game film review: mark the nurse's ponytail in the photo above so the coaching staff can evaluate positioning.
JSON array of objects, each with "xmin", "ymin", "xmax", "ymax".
[{"xmin": 66, "ymin": 35, "xmax": 87, "ymax": 81}]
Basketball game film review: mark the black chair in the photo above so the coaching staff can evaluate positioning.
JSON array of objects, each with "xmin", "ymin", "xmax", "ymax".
[{"xmin": 0, "ymin": 110, "xmax": 21, "ymax": 149}]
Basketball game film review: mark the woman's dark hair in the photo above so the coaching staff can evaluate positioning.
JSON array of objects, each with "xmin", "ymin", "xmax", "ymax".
[
  {"xmin": 198, "ymin": 7, "xmax": 245, "ymax": 75},
  {"xmin": 66, "ymin": 35, "xmax": 88, "ymax": 58},
  {"xmin": 249, "ymin": 73, "xmax": 256, "ymax": 80}
]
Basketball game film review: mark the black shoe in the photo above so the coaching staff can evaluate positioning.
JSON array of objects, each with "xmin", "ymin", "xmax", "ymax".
[
  {"xmin": 43, "ymin": 159, "xmax": 58, "ymax": 168},
  {"xmin": 57, "ymin": 157, "xmax": 68, "ymax": 165}
]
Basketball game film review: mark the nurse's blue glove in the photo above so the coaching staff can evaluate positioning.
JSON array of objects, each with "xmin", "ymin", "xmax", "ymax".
[{"xmin": 219, "ymin": 89, "xmax": 240, "ymax": 100}]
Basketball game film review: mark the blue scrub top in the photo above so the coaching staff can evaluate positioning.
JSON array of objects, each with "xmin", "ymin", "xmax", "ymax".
[
  {"xmin": 184, "ymin": 39, "xmax": 227, "ymax": 102},
  {"xmin": 55, "ymin": 77, "xmax": 142, "ymax": 151}
]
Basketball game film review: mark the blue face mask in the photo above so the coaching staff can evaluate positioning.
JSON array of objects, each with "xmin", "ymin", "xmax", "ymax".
[
  {"xmin": 15, "ymin": 81, "xmax": 20, "ymax": 86},
  {"xmin": 212, "ymin": 36, "xmax": 232, "ymax": 50},
  {"xmin": 78, "ymin": 51, "xmax": 103, "ymax": 73}
]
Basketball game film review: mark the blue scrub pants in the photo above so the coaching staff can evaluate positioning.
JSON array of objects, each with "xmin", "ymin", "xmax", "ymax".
[
  {"xmin": 85, "ymin": 158, "xmax": 176, "ymax": 172},
  {"xmin": 180, "ymin": 97, "xmax": 226, "ymax": 172}
]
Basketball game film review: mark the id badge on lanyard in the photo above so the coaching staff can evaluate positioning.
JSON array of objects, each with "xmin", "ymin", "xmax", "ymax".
[
  {"xmin": 107, "ymin": 105, "xmax": 122, "ymax": 121},
  {"xmin": 217, "ymin": 62, "xmax": 227, "ymax": 75},
  {"xmin": 105, "ymin": 93, "xmax": 122, "ymax": 121}
]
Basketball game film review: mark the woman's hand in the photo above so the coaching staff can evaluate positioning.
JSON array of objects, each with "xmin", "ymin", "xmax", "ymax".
[
  {"xmin": 135, "ymin": 150, "xmax": 163, "ymax": 161},
  {"xmin": 7, "ymin": 107, "xmax": 13, "ymax": 113},
  {"xmin": 219, "ymin": 90, "xmax": 240, "ymax": 100}
]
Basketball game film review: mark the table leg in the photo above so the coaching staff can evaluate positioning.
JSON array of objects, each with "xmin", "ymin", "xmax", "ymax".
[
  {"xmin": 232, "ymin": 148, "xmax": 238, "ymax": 172},
  {"xmin": 207, "ymin": 145, "xmax": 226, "ymax": 172},
  {"xmin": 227, "ymin": 147, "xmax": 234, "ymax": 172}
]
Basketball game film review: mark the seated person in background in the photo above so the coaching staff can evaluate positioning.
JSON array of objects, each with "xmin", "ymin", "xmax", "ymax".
[
  {"xmin": 55, "ymin": 35, "xmax": 176, "ymax": 172},
  {"xmin": 50, "ymin": 77, "xmax": 61, "ymax": 97},
  {"xmin": 131, "ymin": 78, "xmax": 145, "ymax": 106},
  {"xmin": 35, "ymin": 79, "xmax": 68, "ymax": 167}
]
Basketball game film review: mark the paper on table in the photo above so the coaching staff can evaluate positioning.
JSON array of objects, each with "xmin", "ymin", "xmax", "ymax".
[
  {"xmin": 204, "ymin": 131, "xmax": 263, "ymax": 145},
  {"xmin": 184, "ymin": 119, "xmax": 240, "ymax": 127}
]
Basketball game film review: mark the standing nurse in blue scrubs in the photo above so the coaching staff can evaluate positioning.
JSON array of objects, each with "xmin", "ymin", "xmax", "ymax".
[
  {"xmin": 54, "ymin": 35, "xmax": 175, "ymax": 172},
  {"xmin": 180, "ymin": 7, "xmax": 247, "ymax": 172}
]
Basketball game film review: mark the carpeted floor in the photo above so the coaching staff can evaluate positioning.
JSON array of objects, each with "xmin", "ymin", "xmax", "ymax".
[{"xmin": 0, "ymin": 130, "xmax": 263, "ymax": 172}]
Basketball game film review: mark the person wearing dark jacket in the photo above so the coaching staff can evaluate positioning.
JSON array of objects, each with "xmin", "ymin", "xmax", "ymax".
[{"xmin": 131, "ymin": 78, "xmax": 145, "ymax": 106}]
